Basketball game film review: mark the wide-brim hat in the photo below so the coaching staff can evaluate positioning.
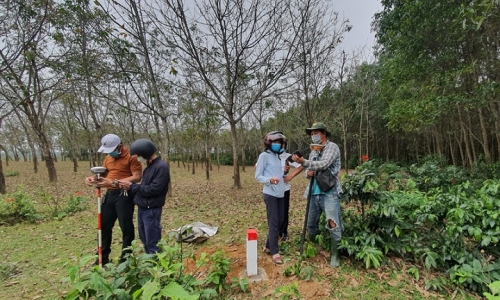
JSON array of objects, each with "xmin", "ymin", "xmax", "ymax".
[
  {"xmin": 305, "ymin": 122, "xmax": 331, "ymax": 137},
  {"xmin": 98, "ymin": 134, "xmax": 121, "ymax": 153}
]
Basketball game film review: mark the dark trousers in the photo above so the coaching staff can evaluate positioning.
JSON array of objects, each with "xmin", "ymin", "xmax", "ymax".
[
  {"xmin": 264, "ymin": 193, "xmax": 284, "ymax": 255},
  {"xmin": 138, "ymin": 207, "xmax": 163, "ymax": 254},
  {"xmin": 100, "ymin": 190, "xmax": 135, "ymax": 261},
  {"xmin": 279, "ymin": 190, "xmax": 290, "ymax": 237}
]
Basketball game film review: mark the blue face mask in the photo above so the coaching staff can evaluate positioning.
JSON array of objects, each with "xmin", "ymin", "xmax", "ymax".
[
  {"xmin": 279, "ymin": 148, "xmax": 284, "ymax": 153},
  {"xmin": 270, "ymin": 144, "xmax": 281, "ymax": 152},
  {"xmin": 108, "ymin": 151, "xmax": 120, "ymax": 158}
]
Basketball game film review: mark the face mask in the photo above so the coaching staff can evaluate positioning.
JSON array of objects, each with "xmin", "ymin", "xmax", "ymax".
[
  {"xmin": 270, "ymin": 144, "xmax": 281, "ymax": 152},
  {"xmin": 311, "ymin": 134, "xmax": 321, "ymax": 144},
  {"xmin": 108, "ymin": 151, "xmax": 120, "ymax": 158},
  {"xmin": 137, "ymin": 156, "xmax": 148, "ymax": 164}
]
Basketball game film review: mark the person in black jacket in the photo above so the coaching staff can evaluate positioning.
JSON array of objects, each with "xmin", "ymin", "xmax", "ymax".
[{"xmin": 119, "ymin": 139, "xmax": 170, "ymax": 254}]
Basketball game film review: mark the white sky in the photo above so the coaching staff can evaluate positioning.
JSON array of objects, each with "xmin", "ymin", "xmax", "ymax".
[{"xmin": 332, "ymin": 0, "xmax": 383, "ymax": 58}]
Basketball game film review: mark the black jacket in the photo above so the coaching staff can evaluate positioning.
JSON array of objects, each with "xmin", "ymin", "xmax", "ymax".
[{"xmin": 130, "ymin": 157, "xmax": 170, "ymax": 209}]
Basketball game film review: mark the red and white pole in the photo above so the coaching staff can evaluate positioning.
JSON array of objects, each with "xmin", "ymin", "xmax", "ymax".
[
  {"xmin": 97, "ymin": 186, "xmax": 102, "ymax": 268},
  {"xmin": 246, "ymin": 228, "xmax": 258, "ymax": 276}
]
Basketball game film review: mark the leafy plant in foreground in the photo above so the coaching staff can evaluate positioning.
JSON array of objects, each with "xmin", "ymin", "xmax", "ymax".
[
  {"xmin": 484, "ymin": 280, "xmax": 500, "ymax": 300},
  {"xmin": 63, "ymin": 239, "xmax": 233, "ymax": 299}
]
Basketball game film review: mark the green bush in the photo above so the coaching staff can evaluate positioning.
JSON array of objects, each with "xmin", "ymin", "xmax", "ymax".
[
  {"xmin": 5, "ymin": 171, "xmax": 20, "ymax": 177},
  {"xmin": 341, "ymin": 161, "xmax": 500, "ymax": 294},
  {"xmin": 40, "ymin": 192, "xmax": 88, "ymax": 220},
  {"xmin": 63, "ymin": 239, "xmax": 234, "ymax": 300},
  {"xmin": 0, "ymin": 189, "xmax": 41, "ymax": 225}
]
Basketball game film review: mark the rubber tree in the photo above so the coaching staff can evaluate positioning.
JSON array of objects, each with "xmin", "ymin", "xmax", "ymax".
[
  {"xmin": 0, "ymin": 0, "xmax": 60, "ymax": 181},
  {"xmin": 149, "ymin": 0, "xmax": 333, "ymax": 188}
]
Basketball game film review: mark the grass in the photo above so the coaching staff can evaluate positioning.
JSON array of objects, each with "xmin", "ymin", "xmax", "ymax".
[{"xmin": 0, "ymin": 160, "xmax": 481, "ymax": 299}]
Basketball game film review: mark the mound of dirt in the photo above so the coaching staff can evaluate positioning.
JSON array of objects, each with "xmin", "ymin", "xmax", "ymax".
[{"xmin": 183, "ymin": 243, "xmax": 339, "ymax": 299}]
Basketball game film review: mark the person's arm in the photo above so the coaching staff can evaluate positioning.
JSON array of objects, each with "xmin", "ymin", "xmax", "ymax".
[
  {"xmin": 255, "ymin": 154, "xmax": 276, "ymax": 185},
  {"xmin": 300, "ymin": 143, "xmax": 338, "ymax": 171},
  {"xmin": 130, "ymin": 167, "xmax": 169, "ymax": 196},
  {"xmin": 284, "ymin": 165, "xmax": 303, "ymax": 183},
  {"xmin": 120, "ymin": 170, "xmax": 142, "ymax": 183}
]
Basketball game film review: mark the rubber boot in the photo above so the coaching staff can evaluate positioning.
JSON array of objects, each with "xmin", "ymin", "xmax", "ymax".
[
  {"xmin": 330, "ymin": 239, "xmax": 340, "ymax": 268},
  {"xmin": 308, "ymin": 233, "xmax": 318, "ymax": 244}
]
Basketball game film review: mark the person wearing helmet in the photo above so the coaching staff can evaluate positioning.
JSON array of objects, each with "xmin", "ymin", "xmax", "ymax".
[
  {"xmin": 255, "ymin": 131, "xmax": 287, "ymax": 264},
  {"xmin": 119, "ymin": 139, "xmax": 170, "ymax": 254},
  {"xmin": 84, "ymin": 134, "xmax": 142, "ymax": 265},
  {"xmin": 292, "ymin": 122, "xmax": 343, "ymax": 268}
]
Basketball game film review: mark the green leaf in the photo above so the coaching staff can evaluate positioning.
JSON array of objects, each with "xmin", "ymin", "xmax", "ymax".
[
  {"xmin": 488, "ymin": 281, "xmax": 500, "ymax": 295},
  {"xmin": 158, "ymin": 282, "xmax": 199, "ymax": 300},
  {"xmin": 394, "ymin": 225, "xmax": 401, "ymax": 237},
  {"xmin": 142, "ymin": 280, "xmax": 160, "ymax": 300}
]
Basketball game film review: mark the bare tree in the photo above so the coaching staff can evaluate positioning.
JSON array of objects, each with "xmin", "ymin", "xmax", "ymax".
[
  {"xmin": 0, "ymin": 0, "xmax": 60, "ymax": 181},
  {"xmin": 148, "ymin": 0, "xmax": 313, "ymax": 188}
]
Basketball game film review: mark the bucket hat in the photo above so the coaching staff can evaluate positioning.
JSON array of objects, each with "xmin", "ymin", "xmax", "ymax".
[{"xmin": 305, "ymin": 122, "xmax": 331, "ymax": 137}]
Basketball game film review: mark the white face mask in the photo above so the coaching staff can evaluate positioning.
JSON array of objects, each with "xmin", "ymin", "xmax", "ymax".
[
  {"xmin": 311, "ymin": 134, "xmax": 322, "ymax": 144},
  {"xmin": 137, "ymin": 156, "xmax": 148, "ymax": 164}
]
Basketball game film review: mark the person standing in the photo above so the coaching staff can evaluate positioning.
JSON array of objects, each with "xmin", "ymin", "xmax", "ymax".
[
  {"xmin": 119, "ymin": 139, "xmax": 170, "ymax": 254},
  {"xmin": 280, "ymin": 135, "xmax": 303, "ymax": 242},
  {"xmin": 85, "ymin": 134, "xmax": 142, "ymax": 265},
  {"xmin": 255, "ymin": 131, "xmax": 287, "ymax": 264},
  {"xmin": 292, "ymin": 122, "xmax": 343, "ymax": 268}
]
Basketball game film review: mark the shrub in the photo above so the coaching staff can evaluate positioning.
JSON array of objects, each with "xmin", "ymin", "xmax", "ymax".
[
  {"xmin": 40, "ymin": 191, "xmax": 88, "ymax": 220},
  {"xmin": 63, "ymin": 239, "xmax": 233, "ymax": 300},
  {"xmin": 0, "ymin": 189, "xmax": 41, "ymax": 225},
  {"xmin": 5, "ymin": 171, "xmax": 20, "ymax": 177}
]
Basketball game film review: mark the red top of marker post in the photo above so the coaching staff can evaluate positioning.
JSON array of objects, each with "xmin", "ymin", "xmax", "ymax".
[{"xmin": 247, "ymin": 228, "xmax": 257, "ymax": 241}]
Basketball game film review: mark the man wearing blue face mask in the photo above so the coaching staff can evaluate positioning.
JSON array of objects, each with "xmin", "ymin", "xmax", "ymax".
[
  {"xmin": 85, "ymin": 133, "xmax": 142, "ymax": 266},
  {"xmin": 292, "ymin": 122, "xmax": 343, "ymax": 268},
  {"xmin": 255, "ymin": 131, "xmax": 287, "ymax": 264}
]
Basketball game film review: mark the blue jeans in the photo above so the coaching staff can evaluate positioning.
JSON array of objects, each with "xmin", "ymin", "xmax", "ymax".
[
  {"xmin": 307, "ymin": 193, "xmax": 342, "ymax": 241},
  {"xmin": 137, "ymin": 207, "xmax": 163, "ymax": 254}
]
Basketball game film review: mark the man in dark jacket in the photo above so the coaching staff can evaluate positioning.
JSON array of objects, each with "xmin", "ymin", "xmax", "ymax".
[{"xmin": 119, "ymin": 139, "xmax": 170, "ymax": 254}]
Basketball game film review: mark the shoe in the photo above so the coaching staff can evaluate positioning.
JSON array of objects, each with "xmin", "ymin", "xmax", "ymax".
[
  {"xmin": 272, "ymin": 254, "xmax": 283, "ymax": 265},
  {"xmin": 263, "ymin": 248, "xmax": 271, "ymax": 255},
  {"xmin": 93, "ymin": 258, "xmax": 110, "ymax": 266}
]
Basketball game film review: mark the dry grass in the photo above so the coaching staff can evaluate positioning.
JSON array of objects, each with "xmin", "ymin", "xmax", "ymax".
[{"xmin": 0, "ymin": 160, "xmax": 477, "ymax": 299}]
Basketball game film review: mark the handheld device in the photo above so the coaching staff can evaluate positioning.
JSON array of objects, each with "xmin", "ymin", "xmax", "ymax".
[{"xmin": 287, "ymin": 150, "xmax": 302, "ymax": 162}]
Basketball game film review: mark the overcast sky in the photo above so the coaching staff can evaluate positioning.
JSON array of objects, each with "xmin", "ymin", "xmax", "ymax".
[{"xmin": 332, "ymin": 0, "xmax": 383, "ymax": 58}]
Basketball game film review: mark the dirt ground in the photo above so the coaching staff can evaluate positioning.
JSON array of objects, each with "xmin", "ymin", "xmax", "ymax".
[{"xmin": 183, "ymin": 243, "xmax": 349, "ymax": 299}]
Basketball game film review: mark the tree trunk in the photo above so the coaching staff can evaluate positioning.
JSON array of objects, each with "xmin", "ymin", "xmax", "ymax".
[
  {"xmin": 457, "ymin": 107, "xmax": 472, "ymax": 167},
  {"xmin": 38, "ymin": 132, "xmax": 57, "ymax": 182},
  {"xmin": 478, "ymin": 107, "xmax": 492, "ymax": 163},
  {"xmin": 488, "ymin": 102, "xmax": 500, "ymax": 160},
  {"xmin": 192, "ymin": 149, "xmax": 195, "ymax": 175},
  {"xmin": 230, "ymin": 121, "xmax": 241, "ymax": 188},
  {"xmin": 0, "ymin": 147, "xmax": 6, "ymax": 194}
]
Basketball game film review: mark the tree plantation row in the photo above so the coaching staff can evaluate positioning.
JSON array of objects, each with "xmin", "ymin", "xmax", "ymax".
[{"xmin": 1, "ymin": 0, "xmax": 499, "ymax": 190}]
